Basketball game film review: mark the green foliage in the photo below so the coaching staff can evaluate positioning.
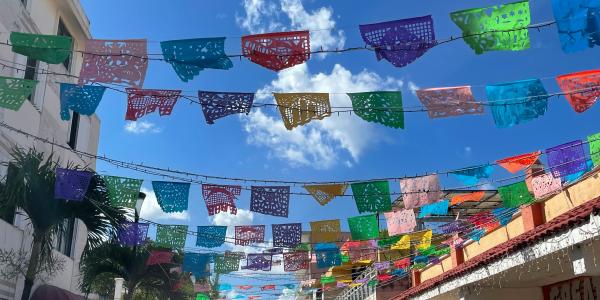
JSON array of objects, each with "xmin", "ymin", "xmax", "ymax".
[
  {"xmin": 0, "ymin": 147, "xmax": 128, "ymax": 300},
  {"xmin": 80, "ymin": 242, "xmax": 194, "ymax": 300}
]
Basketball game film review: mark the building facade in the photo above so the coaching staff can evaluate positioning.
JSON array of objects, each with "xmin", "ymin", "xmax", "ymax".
[
  {"xmin": 391, "ymin": 168, "xmax": 600, "ymax": 300},
  {"xmin": 0, "ymin": 0, "xmax": 99, "ymax": 298}
]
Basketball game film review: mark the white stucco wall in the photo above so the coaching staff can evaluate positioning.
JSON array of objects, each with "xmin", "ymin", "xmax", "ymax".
[{"xmin": 0, "ymin": 0, "xmax": 99, "ymax": 299}]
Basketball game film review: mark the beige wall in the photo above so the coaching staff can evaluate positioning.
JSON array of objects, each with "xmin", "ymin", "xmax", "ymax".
[
  {"xmin": 414, "ymin": 169, "xmax": 600, "ymax": 300},
  {"xmin": 0, "ymin": 0, "xmax": 99, "ymax": 298}
]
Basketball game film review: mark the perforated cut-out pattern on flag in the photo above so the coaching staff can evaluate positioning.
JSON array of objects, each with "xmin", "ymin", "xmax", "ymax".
[
  {"xmin": 493, "ymin": 207, "xmax": 518, "ymax": 226},
  {"xmin": 468, "ymin": 228, "xmax": 486, "ymax": 242},
  {"xmin": 183, "ymin": 253, "xmax": 211, "ymax": 278},
  {"xmin": 467, "ymin": 211, "xmax": 498, "ymax": 232},
  {"xmin": 156, "ymin": 224, "xmax": 188, "ymax": 250},
  {"xmin": 118, "ymin": 222, "xmax": 149, "ymax": 246},
  {"xmin": 273, "ymin": 93, "xmax": 331, "ymax": 130},
  {"xmin": 54, "ymin": 168, "xmax": 93, "ymax": 201},
  {"xmin": 214, "ymin": 254, "xmax": 240, "ymax": 274},
  {"xmin": 310, "ymin": 219, "xmax": 341, "ymax": 243},
  {"xmin": 531, "ymin": 173, "xmax": 562, "ymax": 199},
  {"xmin": 497, "ymin": 151, "xmax": 541, "ymax": 173},
  {"xmin": 241, "ymin": 31, "xmax": 310, "ymax": 71},
  {"xmin": 272, "ymin": 223, "xmax": 302, "ymax": 248},
  {"xmin": 315, "ymin": 243, "xmax": 341, "ymax": 269},
  {"xmin": 160, "ymin": 37, "xmax": 232, "ymax": 82},
  {"xmin": 486, "ymin": 79, "xmax": 549, "ymax": 128},
  {"xmin": 196, "ymin": 226, "xmax": 227, "ymax": 248},
  {"xmin": 498, "ymin": 181, "xmax": 534, "ymax": 208},
  {"xmin": 60, "ymin": 83, "xmax": 106, "ymax": 121},
  {"xmin": 78, "ymin": 39, "xmax": 148, "ymax": 88},
  {"xmin": 450, "ymin": 1, "xmax": 531, "ymax": 54},
  {"xmin": 346, "ymin": 241, "xmax": 378, "ymax": 263},
  {"xmin": 347, "ymin": 214, "xmax": 379, "ymax": 240},
  {"xmin": 564, "ymin": 160, "xmax": 593, "ymax": 183},
  {"xmin": 359, "ymin": 16, "xmax": 436, "ymax": 68},
  {"xmin": 423, "ymin": 222, "xmax": 449, "ymax": 234},
  {"xmin": 304, "ymin": 184, "xmax": 348, "ymax": 206},
  {"xmin": 589, "ymin": 133, "xmax": 600, "ymax": 167},
  {"xmin": 125, "ymin": 88, "xmax": 181, "ymax": 121},
  {"xmin": 234, "ymin": 225, "xmax": 265, "ymax": 246},
  {"xmin": 439, "ymin": 220, "xmax": 469, "ymax": 235},
  {"xmin": 10, "ymin": 32, "xmax": 72, "ymax": 64},
  {"xmin": 244, "ymin": 253, "xmax": 273, "ymax": 271},
  {"xmin": 283, "ymin": 251, "xmax": 309, "ymax": 271},
  {"xmin": 199, "ymin": 91, "xmax": 254, "ymax": 124},
  {"xmin": 103, "ymin": 176, "xmax": 142, "ymax": 208},
  {"xmin": 147, "ymin": 250, "xmax": 173, "ymax": 266},
  {"xmin": 394, "ymin": 258, "xmax": 411, "ymax": 270},
  {"xmin": 546, "ymin": 140, "xmax": 588, "ymax": 179},
  {"xmin": 384, "ymin": 209, "xmax": 417, "ymax": 236},
  {"xmin": 400, "ymin": 174, "xmax": 443, "ymax": 209},
  {"xmin": 551, "ymin": 0, "xmax": 600, "ymax": 53},
  {"xmin": 250, "ymin": 186, "xmax": 290, "ymax": 217},
  {"xmin": 556, "ymin": 70, "xmax": 600, "ymax": 113},
  {"xmin": 451, "ymin": 191, "xmax": 485, "ymax": 205},
  {"xmin": 201, "ymin": 184, "xmax": 240, "ymax": 215},
  {"xmin": 411, "ymin": 230, "xmax": 433, "ymax": 250},
  {"xmin": 152, "ymin": 181, "xmax": 190, "ymax": 213},
  {"xmin": 0, "ymin": 76, "xmax": 37, "ymax": 111},
  {"xmin": 348, "ymin": 91, "xmax": 404, "ymax": 129},
  {"xmin": 374, "ymin": 261, "xmax": 390, "ymax": 271},
  {"xmin": 351, "ymin": 181, "xmax": 392, "ymax": 213},
  {"xmin": 418, "ymin": 199, "xmax": 449, "ymax": 218},
  {"xmin": 416, "ymin": 86, "xmax": 484, "ymax": 119},
  {"xmin": 390, "ymin": 235, "xmax": 411, "ymax": 251},
  {"xmin": 450, "ymin": 165, "xmax": 494, "ymax": 186}
]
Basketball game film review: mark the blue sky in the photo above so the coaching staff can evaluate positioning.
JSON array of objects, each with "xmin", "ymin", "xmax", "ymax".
[{"xmin": 80, "ymin": 0, "xmax": 600, "ymax": 297}]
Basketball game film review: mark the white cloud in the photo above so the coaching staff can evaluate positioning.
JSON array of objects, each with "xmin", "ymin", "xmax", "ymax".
[
  {"xmin": 210, "ymin": 209, "xmax": 262, "ymax": 253},
  {"xmin": 124, "ymin": 121, "xmax": 162, "ymax": 134},
  {"xmin": 236, "ymin": 0, "xmax": 345, "ymax": 52},
  {"xmin": 211, "ymin": 209, "xmax": 255, "ymax": 227},
  {"xmin": 408, "ymin": 81, "xmax": 420, "ymax": 95},
  {"xmin": 139, "ymin": 187, "xmax": 189, "ymax": 222},
  {"xmin": 241, "ymin": 63, "xmax": 405, "ymax": 169}
]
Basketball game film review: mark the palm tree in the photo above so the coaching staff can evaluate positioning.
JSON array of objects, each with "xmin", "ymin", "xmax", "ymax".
[
  {"xmin": 80, "ymin": 241, "xmax": 192, "ymax": 300},
  {"xmin": 0, "ymin": 147, "xmax": 127, "ymax": 300}
]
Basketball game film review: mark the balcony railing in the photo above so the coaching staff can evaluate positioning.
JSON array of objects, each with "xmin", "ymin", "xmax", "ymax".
[{"xmin": 334, "ymin": 265, "xmax": 378, "ymax": 300}]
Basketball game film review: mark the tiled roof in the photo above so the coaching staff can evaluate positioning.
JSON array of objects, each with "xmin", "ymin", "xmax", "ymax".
[{"xmin": 392, "ymin": 195, "xmax": 600, "ymax": 300}]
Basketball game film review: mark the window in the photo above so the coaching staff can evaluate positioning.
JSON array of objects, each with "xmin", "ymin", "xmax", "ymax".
[
  {"xmin": 24, "ymin": 57, "xmax": 37, "ymax": 103},
  {"xmin": 55, "ymin": 218, "xmax": 75, "ymax": 257},
  {"xmin": 67, "ymin": 112, "xmax": 79, "ymax": 149},
  {"xmin": 56, "ymin": 19, "xmax": 72, "ymax": 71}
]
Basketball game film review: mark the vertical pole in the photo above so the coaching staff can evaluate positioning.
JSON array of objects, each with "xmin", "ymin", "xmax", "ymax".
[
  {"xmin": 376, "ymin": 212, "xmax": 381, "ymax": 262},
  {"xmin": 114, "ymin": 278, "xmax": 124, "ymax": 300}
]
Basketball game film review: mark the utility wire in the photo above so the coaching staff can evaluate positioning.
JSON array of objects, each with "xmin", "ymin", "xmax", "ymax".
[
  {"xmin": 2, "ymin": 55, "xmax": 597, "ymax": 111},
  {"xmin": 0, "ymin": 21, "xmax": 557, "ymax": 60},
  {"xmin": 0, "ymin": 119, "xmax": 597, "ymax": 189}
]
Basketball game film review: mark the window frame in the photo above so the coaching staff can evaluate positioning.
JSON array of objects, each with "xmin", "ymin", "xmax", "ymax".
[
  {"xmin": 54, "ymin": 217, "xmax": 76, "ymax": 257},
  {"xmin": 67, "ymin": 111, "xmax": 80, "ymax": 149},
  {"xmin": 56, "ymin": 18, "xmax": 72, "ymax": 72},
  {"xmin": 23, "ymin": 57, "xmax": 38, "ymax": 105}
]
